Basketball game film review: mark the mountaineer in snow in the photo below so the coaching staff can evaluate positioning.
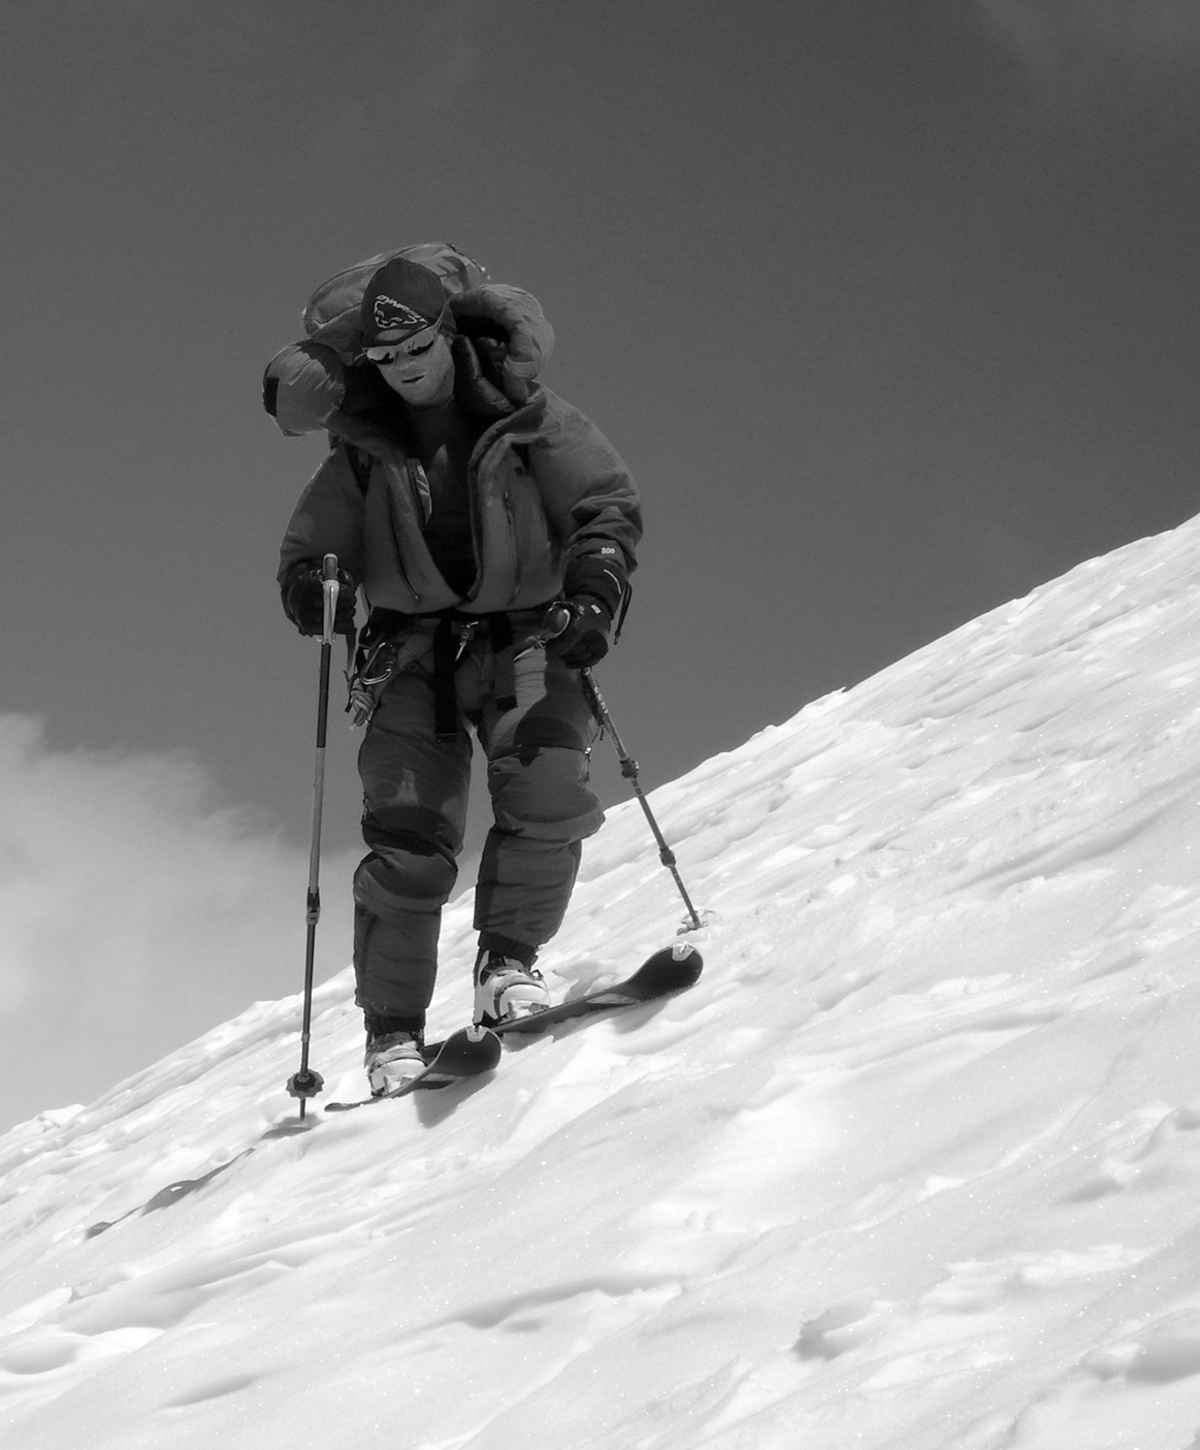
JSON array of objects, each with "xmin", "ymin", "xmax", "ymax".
[{"xmin": 273, "ymin": 251, "xmax": 641, "ymax": 1096}]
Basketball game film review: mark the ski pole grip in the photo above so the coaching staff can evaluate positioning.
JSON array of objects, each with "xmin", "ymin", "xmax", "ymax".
[
  {"xmin": 321, "ymin": 554, "xmax": 340, "ymax": 644},
  {"xmin": 545, "ymin": 603, "xmax": 573, "ymax": 639}
]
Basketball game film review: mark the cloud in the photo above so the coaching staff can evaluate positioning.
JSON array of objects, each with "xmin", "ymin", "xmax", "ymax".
[{"xmin": 0, "ymin": 716, "xmax": 356, "ymax": 1127}]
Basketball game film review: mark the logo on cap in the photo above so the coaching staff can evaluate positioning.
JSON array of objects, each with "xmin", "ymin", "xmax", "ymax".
[{"xmin": 372, "ymin": 294, "xmax": 431, "ymax": 333}]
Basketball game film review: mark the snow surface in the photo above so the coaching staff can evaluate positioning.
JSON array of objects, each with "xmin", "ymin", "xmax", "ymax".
[{"xmin": 6, "ymin": 519, "xmax": 1200, "ymax": 1449}]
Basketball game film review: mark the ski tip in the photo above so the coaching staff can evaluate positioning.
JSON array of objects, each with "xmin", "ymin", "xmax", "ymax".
[
  {"xmin": 642, "ymin": 942, "xmax": 704, "ymax": 988},
  {"xmin": 437, "ymin": 1024, "xmax": 503, "ymax": 1071}
]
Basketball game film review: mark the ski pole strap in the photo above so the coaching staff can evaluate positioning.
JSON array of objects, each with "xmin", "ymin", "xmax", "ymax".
[{"xmin": 612, "ymin": 581, "xmax": 633, "ymax": 645}]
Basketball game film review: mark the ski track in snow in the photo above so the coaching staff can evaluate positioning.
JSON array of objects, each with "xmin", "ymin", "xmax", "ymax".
[{"xmin": 5, "ymin": 521, "xmax": 1200, "ymax": 1446}]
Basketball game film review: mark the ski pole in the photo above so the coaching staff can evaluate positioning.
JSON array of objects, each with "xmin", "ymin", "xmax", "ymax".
[
  {"xmin": 286, "ymin": 553, "xmax": 341, "ymax": 1117},
  {"xmin": 581, "ymin": 668, "xmax": 703, "ymax": 933}
]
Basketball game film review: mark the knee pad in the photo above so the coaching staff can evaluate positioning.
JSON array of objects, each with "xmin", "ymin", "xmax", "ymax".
[
  {"xmin": 354, "ymin": 846, "xmax": 458, "ymax": 920},
  {"xmin": 487, "ymin": 747, "xmax": 604, "ymax": 841}
]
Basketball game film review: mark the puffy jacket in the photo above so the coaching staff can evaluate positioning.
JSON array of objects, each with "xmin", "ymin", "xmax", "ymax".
[{"xmin": 278, "ymin": 382, "xmax": 641, "ymax": 617}]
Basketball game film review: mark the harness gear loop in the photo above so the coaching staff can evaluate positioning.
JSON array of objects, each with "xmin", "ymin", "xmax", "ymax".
[{"xmin": 349, "ymin": 605, "xmax": 553, "ymax": 740}]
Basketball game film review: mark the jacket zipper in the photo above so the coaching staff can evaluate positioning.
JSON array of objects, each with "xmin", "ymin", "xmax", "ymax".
[
  {"xmin": 382, "ymin": 460, "xmax": 421, "ymax": 603},
  {"xmin": 503, "ymin": 486, "xmax": 523, "ymax": 602}
]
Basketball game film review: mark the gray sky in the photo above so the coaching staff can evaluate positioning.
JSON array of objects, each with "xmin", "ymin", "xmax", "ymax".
[{"xmin": 3, "ymin": 0, "xmax": 1199, "ymax": 1130}]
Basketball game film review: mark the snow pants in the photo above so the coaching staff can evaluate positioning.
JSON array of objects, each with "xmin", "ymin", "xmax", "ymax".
[{"xmin": 352, "ymin": 612, "xmax": 604, "ymax": 1024}]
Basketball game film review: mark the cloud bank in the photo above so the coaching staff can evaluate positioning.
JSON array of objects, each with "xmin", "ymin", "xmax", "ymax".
[{"xmin": 0, "ymin": 715, "xmax": 356, "ymax": 1129}]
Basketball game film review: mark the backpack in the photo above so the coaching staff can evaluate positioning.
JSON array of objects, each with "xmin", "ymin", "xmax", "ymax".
[{"xmin": 262, "ymin": 241, "xmax": 555, "ymax": 438}]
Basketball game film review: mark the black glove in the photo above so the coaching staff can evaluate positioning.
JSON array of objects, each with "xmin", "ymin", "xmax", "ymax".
[
  {"xmin": 550, "ymin": 550, "xmax": 628, "ymax": 667},
  {"xmin": 281, "ymin": 560, "xmax": 357, "ymax": 638},
  {"xmin": 552, "ymin": 597, "xmax": 613, "ymax": 667}
]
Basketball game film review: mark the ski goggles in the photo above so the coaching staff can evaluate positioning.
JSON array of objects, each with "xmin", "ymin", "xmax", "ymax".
[{"xmin": 363, "ymin": 327, "xmax": 443, "ymax": 366}]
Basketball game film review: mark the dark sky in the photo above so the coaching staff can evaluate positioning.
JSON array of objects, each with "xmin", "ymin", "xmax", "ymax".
[{"xmin": 2, "ymin": 0, "xmax": 1199, "ymax": 1126}]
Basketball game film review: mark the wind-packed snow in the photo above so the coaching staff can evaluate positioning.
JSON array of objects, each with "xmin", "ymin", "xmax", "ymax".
[{"xmin": 5, "ymin": 518, "xmax": 1200, "ymax": 1449}]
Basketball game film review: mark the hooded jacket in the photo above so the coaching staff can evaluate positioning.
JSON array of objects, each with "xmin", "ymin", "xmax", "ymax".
[{"xmin": 277, "ymin": 370, "xmax": 641, "ymax": 618}]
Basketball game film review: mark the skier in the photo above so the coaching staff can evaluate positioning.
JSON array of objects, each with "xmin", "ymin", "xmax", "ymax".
[{"xmin": 277, "ymin": 255, "xmax": 641, "ymax": 1096}]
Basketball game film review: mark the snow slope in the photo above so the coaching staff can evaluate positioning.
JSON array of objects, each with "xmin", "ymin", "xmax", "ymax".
[{"xmin": 5, "ymin": 518, "xmax": 1200, "ymax": 1449}]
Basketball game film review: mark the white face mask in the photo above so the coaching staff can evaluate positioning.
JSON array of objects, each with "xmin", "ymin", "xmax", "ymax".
[{"xmin": 369, "ymin": 330, "xmax": 455, "ymax": 407}]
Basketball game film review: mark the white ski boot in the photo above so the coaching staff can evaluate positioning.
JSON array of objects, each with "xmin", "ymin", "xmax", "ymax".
[
  {"xmin": 364, "ymin": 1030, "xmax": 426, "ymax": 1096},
  {"xmin": 473, "ymin": 951, "xmax": 550, "ymax": 1028}
]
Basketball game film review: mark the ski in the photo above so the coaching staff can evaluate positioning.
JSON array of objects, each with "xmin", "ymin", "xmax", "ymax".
[
  {"xmin": 324, "ymin": 945, "xmax": 702, "ymax": 1110},
  {"xmin": 425, "ymin": 944, "xmax": 704, "ymax": 1054},
  {"xmin": 323, "ymin": 1025, "xmax": 501, "ymax": 1112},
  {"xmin": 495, "ymin": 943, "xmax": 703, "ymax": 1037}
]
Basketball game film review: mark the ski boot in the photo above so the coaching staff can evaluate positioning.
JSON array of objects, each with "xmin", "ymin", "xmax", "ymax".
[
  {"xmin": 364, "ymin": 1029, "xmax": 426, "ymax": 1096},
  {"xmin": 473, "ymin": 950, "xmax": 550, "ymax": 1028}
]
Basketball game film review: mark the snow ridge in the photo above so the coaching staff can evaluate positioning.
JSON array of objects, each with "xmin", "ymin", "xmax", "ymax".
[{"xmin": 5, "ymin": 519, "xmax": 1200, "ymax": 1448}]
